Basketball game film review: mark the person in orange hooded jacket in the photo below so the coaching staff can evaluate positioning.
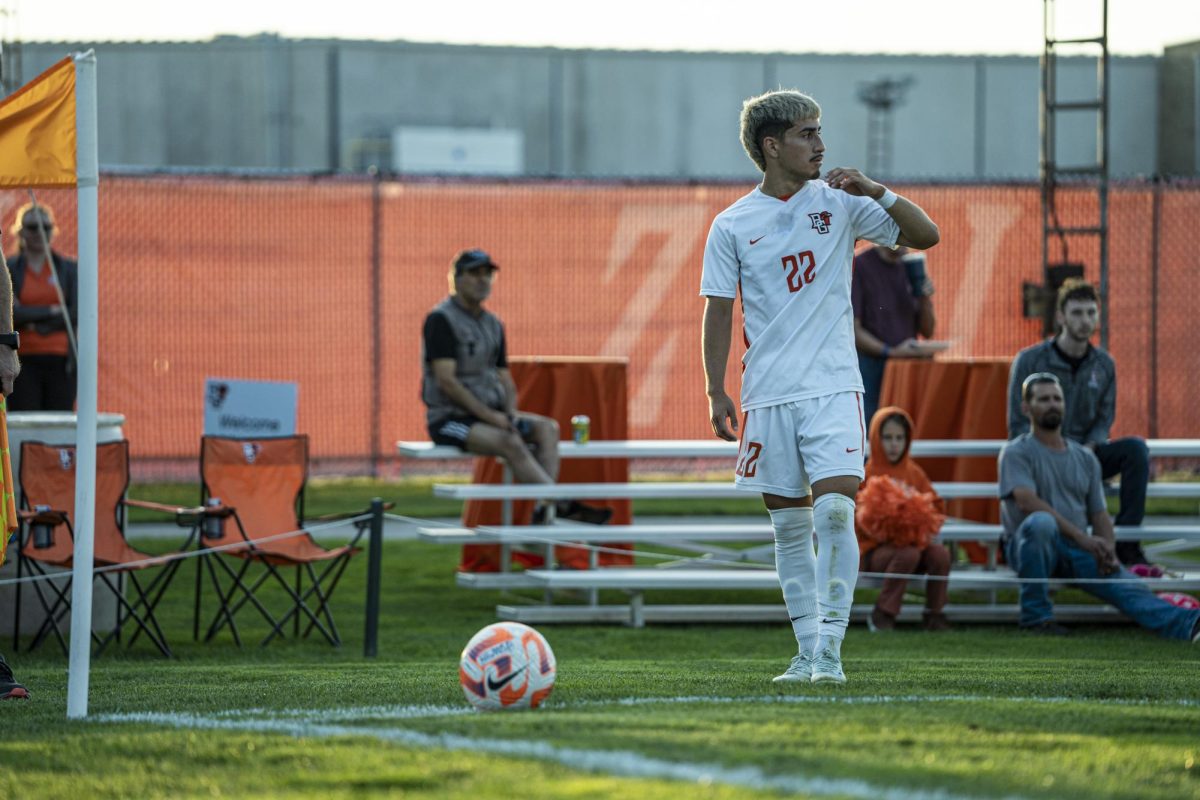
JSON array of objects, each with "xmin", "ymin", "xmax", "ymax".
[{"xmin": 857, "ymin": 406, "xmax": 952, "ymax": 631}]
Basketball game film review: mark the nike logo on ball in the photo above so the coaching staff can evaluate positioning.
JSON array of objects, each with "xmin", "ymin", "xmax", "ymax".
[{"xmin": 486, "ymin": 667, "xmax": 526, "ymax": 691}]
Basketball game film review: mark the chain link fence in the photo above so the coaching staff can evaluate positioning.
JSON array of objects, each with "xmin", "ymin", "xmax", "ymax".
[{"xmin": 3, "ymin": 174, "xmax": 1196, "ymax": 480}]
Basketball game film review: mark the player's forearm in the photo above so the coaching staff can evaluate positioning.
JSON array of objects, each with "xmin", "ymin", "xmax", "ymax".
[
  {"xmin": 702, "ymin": 299, "xmax": 733, "ymax": 395},
  {"xmin": 885, "ymin": 196, "xmax": 940, "ymax": 250},
  {"xmin": 0, "ymin": 269, "xmax": 13, "ymax": 332}
]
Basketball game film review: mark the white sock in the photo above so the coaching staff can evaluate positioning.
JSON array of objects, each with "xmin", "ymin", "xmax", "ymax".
[
  {"xmin": 813, "ymin": 493, "xmax": 859, "ymax": 648},
  {"xmin": 768, "ymin": 506, "xmax": 818, "ymax": 656},
  {"xmin": 816, "ymin": 634, "xmax": 842, "ymax": 658}
]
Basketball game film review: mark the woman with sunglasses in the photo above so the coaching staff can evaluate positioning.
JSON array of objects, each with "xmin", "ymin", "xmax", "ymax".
[{"xmin": 5, "ymin": 202, "xmax": 78, "ymax": 411}]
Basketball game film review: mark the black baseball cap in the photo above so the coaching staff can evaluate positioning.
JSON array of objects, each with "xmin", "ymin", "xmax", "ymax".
[{"xmin": 452, "ymin": 248, "xmax": 500, "ymax": 274}]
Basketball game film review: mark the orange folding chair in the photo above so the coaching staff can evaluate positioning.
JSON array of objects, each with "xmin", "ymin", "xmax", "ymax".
[
  {"xmin": 192, "ymin": 435, "xmax": 365, "ymax": 647},
  {"xmin": 13, "ymin": 440, "xmax": 182, "ymax": 657}
]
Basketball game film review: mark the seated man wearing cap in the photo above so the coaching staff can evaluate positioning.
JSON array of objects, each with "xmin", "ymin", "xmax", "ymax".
[{"xmin": 421, "ymin": 248, "xmax": 611, "ymax": 525}]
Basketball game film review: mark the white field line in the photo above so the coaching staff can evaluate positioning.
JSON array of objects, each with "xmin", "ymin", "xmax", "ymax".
[
  {"xmin": 96, "ymin": 694, "xmax": 1200, "ymax": 800},
  {"xmin": 103, "ymin": 693, "xmax": 1200, "ymax": 725},
  {"xmin": 204, "ymin": 703, "xmax": 474, "ymax": 721},
  {"xmin": 599, "ymin": 693, "xmax": 1200, "ymax": 710},
  {"xmin": 96, "ymin": 709, "xmax": 1023, "ymax": 800}
]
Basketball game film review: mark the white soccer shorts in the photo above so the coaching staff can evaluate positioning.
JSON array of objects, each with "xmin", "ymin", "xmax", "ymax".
[{"xmin": 733, "ymin": 391, "xmax": 867, "ymax": 498}]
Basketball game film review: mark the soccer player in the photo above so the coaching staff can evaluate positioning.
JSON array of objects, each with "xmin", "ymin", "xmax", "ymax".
[{"xmin": 701, "ymin": 90, "xmax": 939, "ymax": 684}]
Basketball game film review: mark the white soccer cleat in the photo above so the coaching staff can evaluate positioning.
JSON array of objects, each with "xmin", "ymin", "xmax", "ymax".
[
  {"xmin": 810, "ymin": 648, "xmax": 846, "ymax": 685},
  {"xmin": 772, "ymin": 652, "xmax": 813, "ymax": 683}
]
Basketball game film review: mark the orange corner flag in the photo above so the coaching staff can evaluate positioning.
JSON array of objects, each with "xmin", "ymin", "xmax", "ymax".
[{"xmin": 0, "ymin": 56, "xmax": 77, "ymax": 188}]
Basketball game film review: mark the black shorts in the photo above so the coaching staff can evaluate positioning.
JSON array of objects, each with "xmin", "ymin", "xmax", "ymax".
[
  {"xmin": 428, "ymin": 414, "xmax": 535, "ymax": 448},
  {"xmin": 428, "ymin": 416, "xmax": 480, "ymax": 448}
]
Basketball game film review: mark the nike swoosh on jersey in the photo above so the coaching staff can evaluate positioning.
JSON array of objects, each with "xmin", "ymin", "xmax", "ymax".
[
  {"xmin": 845, "ymin": 447, "xmax": 860, "ymax": 453},
  {"xmin": 749, "ymin": 235, "xmax": 766, "ymax": 245},
  {"xmin": 486, "ymin": 666, "xmax": 526, "ymax": 691}
]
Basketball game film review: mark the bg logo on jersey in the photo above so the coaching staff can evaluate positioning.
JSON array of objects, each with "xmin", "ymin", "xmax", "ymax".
[{"xmin": 808, "ymin": 211, "xmax": 832, "ymax": 234}]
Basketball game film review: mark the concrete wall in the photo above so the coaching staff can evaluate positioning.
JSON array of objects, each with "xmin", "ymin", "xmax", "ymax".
[{"xmin": 5, "ymin": 36, "xmax": 1177, "ymax": 178}]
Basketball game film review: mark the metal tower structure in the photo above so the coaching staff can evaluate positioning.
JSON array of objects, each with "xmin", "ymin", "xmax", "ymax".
[
  {"xmin": 1041, "ymin": 0, "xmax": 1110, "ymax": 347},
  {"xmin": 0, "ymin": 2, "xmax": 21, "ymax": 96},
  {"xmin": 857, "ymin": 76, "xmax": 914, "ymax": 179}
]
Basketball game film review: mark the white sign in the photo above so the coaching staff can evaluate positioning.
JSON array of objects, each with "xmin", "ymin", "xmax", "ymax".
[
  {"xmin": 204, "ymin": 378, "xmax": 297, "ymax": 437},
  {"xmin": 392, "ymin": 126, "xmax": 524, "ymax": 175}
]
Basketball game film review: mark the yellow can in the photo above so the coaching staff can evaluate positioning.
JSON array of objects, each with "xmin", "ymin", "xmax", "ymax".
[{"xmin": 570, "ymin": 414, "xmax": 591, "ymax": 444}]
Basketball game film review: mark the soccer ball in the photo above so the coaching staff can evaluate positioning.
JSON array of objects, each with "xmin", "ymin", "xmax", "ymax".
[{"xmin": 459, "ymin": 622, "xmax": 557, "ymax": 711}]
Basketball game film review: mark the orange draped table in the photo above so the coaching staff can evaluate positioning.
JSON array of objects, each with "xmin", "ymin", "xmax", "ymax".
[
  {"xmin": 879, "ymin": 358, "xmax": 1011, "ymax": 560},
  {"xmin": 459, "ymin": 357, "xmax": 632, "ymax": 572}
]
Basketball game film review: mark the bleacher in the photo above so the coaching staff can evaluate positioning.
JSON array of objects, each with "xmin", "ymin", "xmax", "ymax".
[{"xmin": 398, "ymin": 439, "xmax": 1200, "ymax": 626}]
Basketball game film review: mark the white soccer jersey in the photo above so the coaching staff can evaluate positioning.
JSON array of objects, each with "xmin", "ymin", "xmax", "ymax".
[{"xmin": 700, "ymin": 181, "xmax": 900, "ymax": 411}]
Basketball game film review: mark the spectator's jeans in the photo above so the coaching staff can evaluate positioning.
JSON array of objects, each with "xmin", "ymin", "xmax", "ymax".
[
  {"xmin": 1004, "ymin": 511, "xmax": 1199, "ymax": 639},
  {"xmin": 858, "ymin": 354, "xmax": 886, "ymax": 426},
  {"xmin": 1093, "ymin": 437, "xmax": 1150, "ymax": 564}
]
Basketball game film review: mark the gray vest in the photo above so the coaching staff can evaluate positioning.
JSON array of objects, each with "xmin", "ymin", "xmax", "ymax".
[{"xmin": 422, "ymin": 298, "xmax": 507, "ymax": 426}]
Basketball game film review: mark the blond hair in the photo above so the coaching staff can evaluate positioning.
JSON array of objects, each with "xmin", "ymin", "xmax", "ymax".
[
  {"xmin": 7, "ymin": 202, "xmax": 56, "ymax": 252},
  {"xmin": 739, "ymin": 90, "xmax": 822, "ymax": 172}
]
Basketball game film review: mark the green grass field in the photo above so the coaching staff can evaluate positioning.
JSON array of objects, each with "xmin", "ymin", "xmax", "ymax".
[{"xmin": 3, "ymin": 518, "xmax": 1199, "ymax": 800}]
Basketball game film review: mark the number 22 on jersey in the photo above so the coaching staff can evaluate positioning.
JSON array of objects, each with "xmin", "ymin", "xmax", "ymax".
[{"xmin": 780, "ymin": 251, "xmax": 816, "ymax": 293}]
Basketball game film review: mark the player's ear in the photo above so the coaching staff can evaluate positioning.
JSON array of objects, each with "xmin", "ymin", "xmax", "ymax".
[{"xmin": 761, "ymin": 134, "xmax": 779, "ymax": 161}]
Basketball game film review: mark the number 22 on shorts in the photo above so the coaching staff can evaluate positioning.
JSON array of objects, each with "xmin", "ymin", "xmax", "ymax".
[{"xmin": 735, "ymin": 441, "xmax": 762, "ymax": 478}]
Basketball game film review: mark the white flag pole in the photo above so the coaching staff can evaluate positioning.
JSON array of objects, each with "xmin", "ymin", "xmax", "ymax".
[{"xmin": 66, "ymin": 49, "xmax": 99, "ymax": 721}]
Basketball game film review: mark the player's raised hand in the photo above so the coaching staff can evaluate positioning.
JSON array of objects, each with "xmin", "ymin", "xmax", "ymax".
[
  {"xmin": 824, "ymin": 167, "xmax": 884, "ymax": 199},
  {"xmin": 708, "ymin": 390, "xmax": 739, "ymax": 441}
]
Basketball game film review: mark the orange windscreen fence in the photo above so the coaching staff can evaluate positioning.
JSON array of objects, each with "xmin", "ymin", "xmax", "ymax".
[{"xmin": 3, "ymin": 175, "xmax": 1197, "ymax": 477}]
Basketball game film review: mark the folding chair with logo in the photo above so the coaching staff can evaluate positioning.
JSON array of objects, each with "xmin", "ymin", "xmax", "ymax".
[
  {"xmin": 191, "ymin": 435, "xmax": 366, "ymax": 647},
  {"xmin": 12, "ymin": 440, "xmax": 182, "ymax": 657}
]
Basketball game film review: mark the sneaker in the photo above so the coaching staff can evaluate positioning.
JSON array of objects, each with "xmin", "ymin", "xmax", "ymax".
[
  {"xmin": 558, "ymin": 501, "xmax": 612, "ymax": 526},
  {"xmin": 922, "ymin": 611, "xmax": 952, "ymax": 632},
  {"xmin": 1022, "ymin": 620, "xmax": 1070, "ymax": 637},
  {"xmin": 0, "ymin": 654, "xmax": 29, "ymax": 700},
  {"xmin": 867, "ymin": 607, "xmax": 896, "ymax": 632},
  {"xmin": 810, "ymin": 648, "xmax": 847, "ymax": 685},
  {"xmin": 771, "ymin": 652, "xmax": 813, "ymax": 684}
]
